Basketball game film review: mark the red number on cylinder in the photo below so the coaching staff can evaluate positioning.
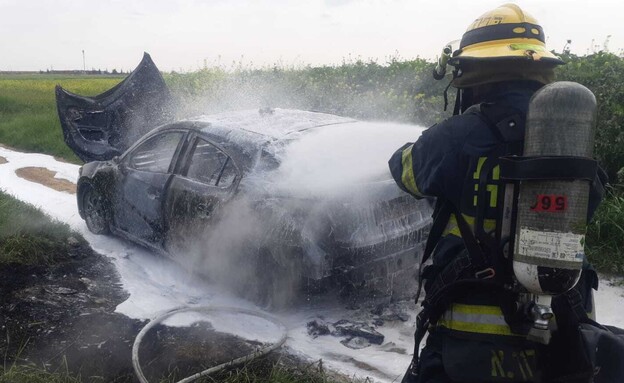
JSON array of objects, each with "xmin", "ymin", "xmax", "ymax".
[{"xmin": 531, "ymin": 194, "xmax": 567, "ymax": 212}]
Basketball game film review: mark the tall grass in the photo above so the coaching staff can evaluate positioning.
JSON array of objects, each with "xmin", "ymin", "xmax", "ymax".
[
  {"xmin": 165, "ymin": 57, "xmax": 448, "ymax": 126},
  {"xmin": 0, "ymin": 358, "xmax": 346, "ymax": 383},
  {"xmin": 586, "ymin": 186, "xmax": 624, "ymax": 275},
  {"xmin": 0, "ymin": 191, "xmax": 78, "ymax": 266},
  {"xmin": 0, "ymin": 365, "xmax": 80, "ymax": 383},
  {"xmin": 155, "ymin": 359, "xmax": 347, "ymax": 383}
]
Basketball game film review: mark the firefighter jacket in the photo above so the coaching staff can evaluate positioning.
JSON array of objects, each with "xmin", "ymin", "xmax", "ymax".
[
  {"xmin": 390, "ymin": 84, "xmax": 536, "ymax": 287},
  {"xmin": 389, "ymin": 82, "xmax": 606, "ymax": 382}
]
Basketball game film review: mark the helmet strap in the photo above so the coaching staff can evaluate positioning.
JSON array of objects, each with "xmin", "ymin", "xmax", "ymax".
[
  {"xmin": 443, "ymin": 80, "xmax": 453, "ymax": 112},
  {"xmin": 453, "ymin": 88, "xmax": 462, "ymax": 115},
  {"xmin": 444, "ymin": 67, "xmax": 462, "ymax": 113}
]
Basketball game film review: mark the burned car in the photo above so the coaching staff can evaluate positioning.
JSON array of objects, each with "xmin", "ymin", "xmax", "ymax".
[{"xmin": 56, "ymin": 55, "xmax": 433, "ymax": 303}]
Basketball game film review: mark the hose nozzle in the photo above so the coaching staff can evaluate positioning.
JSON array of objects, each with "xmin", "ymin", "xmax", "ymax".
[{"xmin": 433, "ymin": 45, "xmax": 453, "ymax": 80}]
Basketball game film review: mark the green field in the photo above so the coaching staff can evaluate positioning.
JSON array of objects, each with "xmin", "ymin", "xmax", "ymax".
[{"xmin": 0, "ymin": 74, "xmax": 124, "ymax": 163}]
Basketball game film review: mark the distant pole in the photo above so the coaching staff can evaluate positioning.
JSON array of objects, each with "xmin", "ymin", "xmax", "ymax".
[
  {"xmin": 82, "ymin": 50, "xmax": 86, "ymax": 73},
  {"xmin": 604, "ymin": 35, "xmax": 612, "ymax": 53},
  {"xmin": 563, "ymin": 39, "xmax": 572, "ymax": 55}
]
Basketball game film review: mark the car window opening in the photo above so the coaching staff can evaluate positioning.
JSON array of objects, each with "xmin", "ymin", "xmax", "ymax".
[
  {"xmin": 187, "ymin": 139, "xmax": 236, "ymax": 188},
  {"xmin": 129, "ymin": 132, "xmax": 184, "ymax": 173}
]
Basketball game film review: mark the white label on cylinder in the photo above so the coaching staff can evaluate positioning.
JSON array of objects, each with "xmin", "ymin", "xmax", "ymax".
[{"xmin": 517, "ymin": 227, "xmax": 584, "ymax": 262}]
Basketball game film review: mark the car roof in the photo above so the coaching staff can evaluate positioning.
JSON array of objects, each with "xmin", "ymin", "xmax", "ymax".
[
  {"xmin": 191, "ymin": 108, "xmax": 356, "ymax": 138},
  {"xmin": 173, "ymin": 109, "xmax": 357, "ymax": 173}
]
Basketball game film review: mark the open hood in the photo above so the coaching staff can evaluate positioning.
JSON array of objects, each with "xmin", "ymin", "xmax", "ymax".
[{"xmin": 55, "ymin": 53, "xmax": 174, "ymax": 162}]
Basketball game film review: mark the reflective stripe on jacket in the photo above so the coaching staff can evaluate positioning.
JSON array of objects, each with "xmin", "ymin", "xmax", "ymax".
[{"xmin": 436, "ymin": 303, "xmax": 525, "ymax": 337}]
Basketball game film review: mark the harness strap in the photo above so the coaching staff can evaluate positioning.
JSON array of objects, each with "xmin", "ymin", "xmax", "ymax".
[
  {"xmin": 453, "ymin": 205, "xmax": 490, "ymax": 271},
  {"xmin": 414, "ymin": 200, "xmax": 453, "ymax": 304},
  {"xmin": 409, "ymin": 202, "xmax": 496, "ymax": 377},
  {"xmin": 426, "ymin": 251, "xmax": 473, "ymax": 306},
  {"xmin": 473, "ymin": 104, "xmax": 525, "ymax": 281},
  {"xmin": 500, "ymin": 156, "xmax": 598, "ymax": 181},
  {"xmin": 422, "ymin": 200, "xmax": 452, "ymax": 267},
  {"xmin": 410, "ymin": 201, "xmax": 499, "ymax": 363},
  {"xmin": 411, "ymin": 277, "xmax": 506, "ymax": 373},
  {"xmin": 564, "ymin": 288, "xmax": 591, "ymax": 324},
  {"xmin": 414, "ymin": 199, "xmax": 492, "ymax": 306}
]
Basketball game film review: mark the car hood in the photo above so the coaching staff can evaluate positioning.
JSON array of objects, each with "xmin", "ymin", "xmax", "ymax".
[{"xmin": 55, "ymin": 53, "xmax": 174, "ymax": 162}]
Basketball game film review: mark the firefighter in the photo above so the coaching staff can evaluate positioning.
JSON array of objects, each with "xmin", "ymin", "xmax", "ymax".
[{"xmin": 389, "ymin": 4, "xmax": 606, "ymax": 382}]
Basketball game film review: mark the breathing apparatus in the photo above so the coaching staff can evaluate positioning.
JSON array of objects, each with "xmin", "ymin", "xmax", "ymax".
[
  {"xmin": 429, "ymin": 4, "xmax": 597, "ymax": 344},
  {"xmin": 500, "ymin": 82, "xmax": 598, "ymax": 344}
]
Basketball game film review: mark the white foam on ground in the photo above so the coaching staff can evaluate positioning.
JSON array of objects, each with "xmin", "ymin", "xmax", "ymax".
[
  {"xmin": 1, "ymin": 145, "xmax": 623, "ymax": 382},
  {"xmin": 279, "ymin": 303, "xmax": 417, "ymax": 382},
  {"xmin": 594, "ymin": 275, "xmax": 624, "ymax": 325}
]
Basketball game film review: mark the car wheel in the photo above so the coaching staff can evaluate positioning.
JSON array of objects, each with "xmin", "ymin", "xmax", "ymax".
[{"xmin": 82, "ymin": 184, "xmax": 111, "ymax": 235}]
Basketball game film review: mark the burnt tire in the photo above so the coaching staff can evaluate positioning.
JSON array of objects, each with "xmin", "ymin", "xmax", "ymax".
[{"xmin": 81, "ymin": 184, "xmax": 111, "ymax": 235}]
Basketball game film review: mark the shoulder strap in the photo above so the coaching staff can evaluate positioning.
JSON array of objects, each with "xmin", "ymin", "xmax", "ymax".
[
  {"xmin": 478, "ymin": 102, "xmax": 525, "ymax": 145},
  {"xmin": 471, "ymin": 103, "xmax": 525, "ymax": 270},
  {"xmin": 413, "ymin": 199, "xmax": 452, "ymax": 303}
]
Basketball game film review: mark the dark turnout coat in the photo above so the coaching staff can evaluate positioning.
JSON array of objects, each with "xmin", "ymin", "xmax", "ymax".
[{"xmin": 389, "ymin": 82, "xmax": 606, "ymax": 382}]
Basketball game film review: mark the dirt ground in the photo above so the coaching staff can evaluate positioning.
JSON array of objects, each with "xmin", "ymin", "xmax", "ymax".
[
  {"xmin": 0, "ymin": 240, "xmax": 140, "ymax": 381},
  {"xmin": 0, "ymin": 241, "xmax": 287, "ymax": 382}
]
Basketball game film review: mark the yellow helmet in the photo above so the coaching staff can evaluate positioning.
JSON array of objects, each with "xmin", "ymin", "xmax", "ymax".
[{"xmin": 450, "ymin": 3, "xmax": 563, "ymax": 88}]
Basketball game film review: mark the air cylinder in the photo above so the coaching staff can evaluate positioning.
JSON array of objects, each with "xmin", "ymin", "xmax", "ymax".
[{"xmin": 513, "ymin": 82, "xmax": 597, "ymax": 295}]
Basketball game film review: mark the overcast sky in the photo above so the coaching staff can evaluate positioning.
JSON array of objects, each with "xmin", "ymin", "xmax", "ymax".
[{"xmin": 1, "ymin": 0, "xmax": 621, "ymax": 72}]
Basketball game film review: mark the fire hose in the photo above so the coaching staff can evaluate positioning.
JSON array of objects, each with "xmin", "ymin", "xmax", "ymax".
[{"xmin": 132, "ymin": 306, "xmax": 288, "ymax": 383}]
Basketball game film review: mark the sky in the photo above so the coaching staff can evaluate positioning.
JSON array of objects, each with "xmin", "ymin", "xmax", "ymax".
[{"xmin": 0, "ymin": 0, "xmax": 622, "ymax": 72}]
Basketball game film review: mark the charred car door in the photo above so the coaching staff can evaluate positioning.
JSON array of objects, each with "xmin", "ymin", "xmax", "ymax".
[
  {"xmin": 114, "ymin": 130, "xmax": 187, "ymax": 245},
  {"xmin": 165, "ymin": 136, "xmax": 240, "ymax": 254}
]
